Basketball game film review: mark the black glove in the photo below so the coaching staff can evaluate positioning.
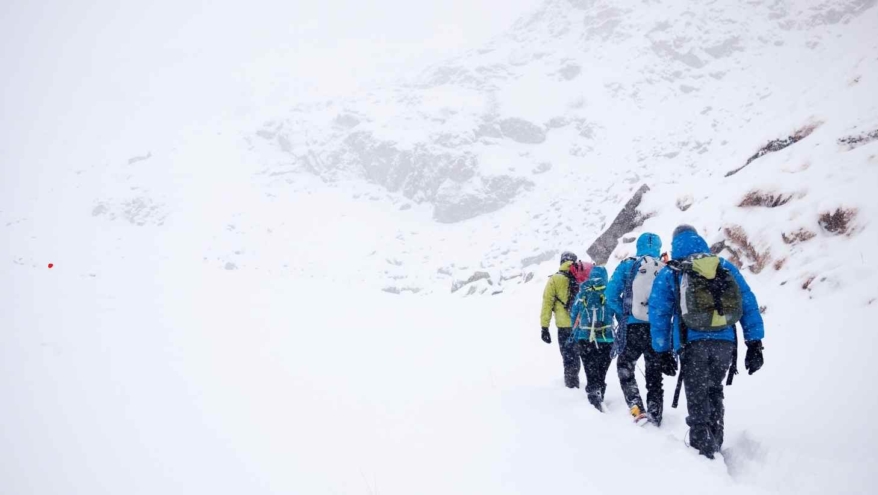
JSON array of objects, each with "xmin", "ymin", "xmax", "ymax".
[
  {"xmin": 745, "ymin": 340, "xmax": 764, "ymax": 375},
  {"xmin": 659, "ymin": 352, "xmax": 678, "ymax": 376},
  {"xmin": 541, "ymin": 327, "xmax": 552, "ymax": 344}
]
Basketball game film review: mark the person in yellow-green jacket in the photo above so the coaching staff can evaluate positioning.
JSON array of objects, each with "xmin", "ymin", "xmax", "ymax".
[{"xmin": 540, "ymin": 251, "xmax": 592, "ymax": 388}]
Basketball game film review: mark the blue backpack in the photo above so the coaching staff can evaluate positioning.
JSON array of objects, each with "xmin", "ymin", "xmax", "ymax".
[{"xmin": 570, "ymin": 267, "xmax": 614, "ymax": 344}]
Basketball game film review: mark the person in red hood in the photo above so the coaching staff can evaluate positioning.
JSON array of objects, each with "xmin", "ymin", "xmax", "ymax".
[{"xmin": 570, "ymin": 260, "xmax": 593, "ymax": 284}]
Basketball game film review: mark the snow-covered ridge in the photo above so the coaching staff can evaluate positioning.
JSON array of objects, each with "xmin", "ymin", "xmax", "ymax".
[
  {"xmin": 3, "ymin": 2, "xmax": 878, "ymax": 494},
  {"xmin": 5, "ymin": 0, "xmax": 874, "ymax": 297},
  {"xmin": 242, "ymin": 0, "xmax": 877, "ymax": 295}
]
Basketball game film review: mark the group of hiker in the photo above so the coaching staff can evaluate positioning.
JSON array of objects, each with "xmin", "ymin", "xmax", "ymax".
[{"xmin": 539, "ymin": 225, "xmax": 765, "ymax": 459}]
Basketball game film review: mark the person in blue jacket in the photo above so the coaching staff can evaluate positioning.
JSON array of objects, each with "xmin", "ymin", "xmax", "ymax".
[
  {"xmin": 606, "ymin": 232, "xmax": 675, "ymax": 425},
  {"xmin": 649, "ymin": 225, "xmax": 765, "ymax": 459},
  {"xmin": 569, "ymin": 266, "xmax": 615, "ymax": 411}
]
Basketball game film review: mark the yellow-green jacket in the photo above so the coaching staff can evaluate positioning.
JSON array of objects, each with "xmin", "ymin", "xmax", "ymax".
[{"xmin": 541, "ymin": 261, "xmax": 575, "ymax": 328}]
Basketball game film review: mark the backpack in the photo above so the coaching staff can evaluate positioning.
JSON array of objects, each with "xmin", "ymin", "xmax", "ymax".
[
  {"xmin": 573, "ymin": 279, "xmax": 614, "ymax": 343},
  {"xmin": 624, "ymin": 256, "xmax": 665, "ymax": 321},
  {"xmin": 552, "ymin": 270, "xmax": 579, "ymax": 313},
  {"xmin": 670, "ymin": 254, "xmax": 743, "ymax": 331}
]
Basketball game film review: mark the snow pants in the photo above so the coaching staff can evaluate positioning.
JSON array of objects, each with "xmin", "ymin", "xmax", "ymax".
[
  {"xmin": 681, "ymin": 339, "xmax": 735, "ymax": 458},
  {"xmin": 556, "ymin": 328, "xmax": 581, "ymax": 388},
  {"xmin": 579, "ymin": 340, "xmax": 613, "ymax": 406},
  {"xmin": 616, "ymin": 323, "xmax": 664, "ymax": 422}
]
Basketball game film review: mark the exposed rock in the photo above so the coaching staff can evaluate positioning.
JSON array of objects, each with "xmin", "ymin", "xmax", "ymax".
[
  {"xmin": 782, "ymin": 228, "xmax": 817, "ymax": 244},
  {"xmin": 722, "ymin": 224, "xmax": 772, "ymax": 274},
  {"xmin": 558, "ymin": 64, "xmax": 582, "ymax": 80},
  {"xmin": 838, "ymin": 128, "xmax": 878, "ymax": 150},
  {"xmin": 498, "ymin": 118, "xmax": 546, "ymax": 144},
  {"xmin": 532, "ymin": 162, "xmax": 553, "ymax": 174},
  {"xmin": 475, "ymin": 121, "xmax": 503, "ymax": 139},
  {"xmin": 382, "ymin": 286, "xmax": 422, "ymax": 294},
  {"xmin": 676, "ymin": 195, "xmax": 694, "ymax": 211},
  {"xmin": 522, "ymin": 250, "xmax": 558, "ymax": 268},
  {"xmin": 91, "ymin": 203, "xmax": 109, "ymax": 217},
  {"xmin": 433, "ymin": 175, "xmax": 533, "ymax": 223},
  {"xmin": 334, "ymin": 114, "xmax": 361, "ymax": 129},
  {"xmin": 127, "ymin": 152, "xmax": 152, "ymax": 165},
  {"xmin": 738, "ymin": 190, "xmax": 795, "ymax": 208},
  {"xmin": 328, "ymin": 131, "xmax": 482, "ymax": 206},
  {"xmin": 451, "ymin": 271, "xmax": 492, "ymax": 293},
  {"xmin": 726, "ymin": 123, "xmax": 821, "ymax": 177},
  {"xmin": 819, "ymin": 208, "xmax": 858, "ymax": 236},
  {"xmin": 586, "ymin": 184, "xmax": 652, "ymax": 265},
  {"xmin": 277, "ymin": 135, "xmax": 292, "ymax": 153}
]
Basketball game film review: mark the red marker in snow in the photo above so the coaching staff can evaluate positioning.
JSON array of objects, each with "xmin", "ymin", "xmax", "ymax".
[{"xmin": 48, "ymin": 263, "xmax": 54, "ymax": 269}]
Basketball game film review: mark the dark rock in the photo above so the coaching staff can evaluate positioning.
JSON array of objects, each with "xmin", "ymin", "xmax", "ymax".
[
  {"xmin": 451, "ymin": 271, "xmax": 492, "ymax": 293},
  {"xmin": 522, "ymin": 250, "xmax": 558, "ymax": 268},
  {"xmin": 726, "ymin": 123, "xmax": 820, "ymax": 177},
  {"xmin": 498, "ymin": 118, "xmax": 546, "ymax": 144},
  {"xmin": 586, "ymin": 184, "xmax": 652, "ymax": 265},
  {"xmin": 433, "ymin": 175, "xmax": 533, "ymax": 223}
]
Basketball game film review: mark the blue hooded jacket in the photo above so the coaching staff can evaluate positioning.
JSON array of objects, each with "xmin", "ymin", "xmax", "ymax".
[
  {"xmin": 606, "ymin": 232, "xmax": 662, "ymax": 325},
  {"xmin": 648, "ymin": 228, "xmax": 764, "ymax": 353},
  {"xmin": 569, "ymin": 266, "xmax": 615, "ymax": 344}
]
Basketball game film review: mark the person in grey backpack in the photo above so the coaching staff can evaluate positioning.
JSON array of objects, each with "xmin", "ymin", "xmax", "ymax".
[
  {"xmin": 606, "ymin": 232, "xmax": 675, "ymax": 425},
  {"xmin": 649, "ymin": 225, "xmax": 765, "ymax": 459}
]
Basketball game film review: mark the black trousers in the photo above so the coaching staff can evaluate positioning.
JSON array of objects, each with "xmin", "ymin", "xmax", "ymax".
[
  {"xmin": 579, "ymin": 340, "xmax": 613, "ymax": 403},
  {"xmin": 556, "ymin": 328, "xmax": 581, "ymax": 388},
  {"xmin": 681, "ymin": 339, "xmax": 735, "ymax": 457},
  {"xmin": 616, "ymin": 323, "xmax": 664, "ymax": 420}
]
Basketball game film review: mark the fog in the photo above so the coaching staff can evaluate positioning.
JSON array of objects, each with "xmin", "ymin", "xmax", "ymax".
[{"xmin": 0, "ymin": 0, "xmax": 537, "ymax": 195}]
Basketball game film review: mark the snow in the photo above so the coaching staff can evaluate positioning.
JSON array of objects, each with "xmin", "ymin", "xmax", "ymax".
[
  {"xmin": 3, "ymin": 0, "xmax": 878, "ymax": 493},
  {"xmin": 5, "ymin": 263, "xmax": 875, "ymax": 493}
]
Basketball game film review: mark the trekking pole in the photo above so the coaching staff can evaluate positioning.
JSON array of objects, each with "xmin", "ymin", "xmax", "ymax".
[{"xmin": 671, "ymin": 364, "xmax": 684, "ymax": 409}]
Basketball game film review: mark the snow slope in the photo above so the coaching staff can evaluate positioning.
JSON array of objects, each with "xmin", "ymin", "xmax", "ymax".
[
  {"xmin": 3, "ymin": 0, "xmax": 878, "ymax": 493},
  {"xmin": 4, "ymin": 264, "xmax": 875, "ymax": 494}
]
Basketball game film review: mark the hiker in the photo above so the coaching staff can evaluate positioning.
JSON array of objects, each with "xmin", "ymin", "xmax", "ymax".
[
  {"xmin": 606, "ymin": 232, "xmax": 669, "ymax": 425},
  {"xmin": 540, "ymin": 252, "xmax": 593, "ymax": 388},
  {"xmin": 649, "ymin": 225, "xmax": 765, "ymax": 459},
  {"xmin": 569, "ymin": 265, "xmax": 615, "ymax": 411}
]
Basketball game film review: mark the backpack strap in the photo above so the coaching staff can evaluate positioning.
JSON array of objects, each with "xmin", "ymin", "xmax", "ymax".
[
  {"xmin": 671, "ymin": 271, "xmax": 687, "ymax": 409},
  {"xmin": 552, "ymin": 271, "xmax": 577, "ymax": 312}
]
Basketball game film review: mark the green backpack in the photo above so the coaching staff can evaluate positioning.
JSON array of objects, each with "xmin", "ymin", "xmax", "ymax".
[{"xmin": 672, "ymin": 254, "xmax": 743, "ymax": 331}]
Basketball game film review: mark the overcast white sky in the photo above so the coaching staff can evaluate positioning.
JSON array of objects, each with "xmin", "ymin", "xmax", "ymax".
[{"xmin": 0, "ymin": 0, "xmax": 539, "ymax": 174}]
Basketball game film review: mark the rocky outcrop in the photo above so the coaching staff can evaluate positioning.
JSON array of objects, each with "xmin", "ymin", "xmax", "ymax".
[
  {"xmin": 433, "ymin": 175, "xmax": 533, "ymax": 223},
  {"xmin": 498, "ymin": 118, "xmax": 547, "ymax": 144},
  {"xmin": 726, "ymin": 123, "xmax": 820, "ymax": 177},
  {"xmin": 586, "ymin": 184, "xmax": 652, "ymax": 265}
]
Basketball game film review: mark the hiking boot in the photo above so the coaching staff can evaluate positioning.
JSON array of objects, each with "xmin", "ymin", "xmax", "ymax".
[
  {"xmin": 646, "ymin": 412, "xmax": 661, "ymax": 427},
  {"xmin": 688, "ymin": 426, "xmax": 719, "ymax": 459},
  {"xmin": 630, "ymin": 405, "xmax": 649, "ymax": 425},
  {"xmin": 647, "ymin": 400, "xmax": 663, "ymax": 427},
  {"xmin": 587, "ymin": 391, "xmax": 604, "ymax": 412}
]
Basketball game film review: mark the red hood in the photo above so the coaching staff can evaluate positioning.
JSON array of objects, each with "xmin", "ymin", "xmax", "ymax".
[{"xmin": 570, "ymin": 261, "xmax": 593, "ymax": 283}]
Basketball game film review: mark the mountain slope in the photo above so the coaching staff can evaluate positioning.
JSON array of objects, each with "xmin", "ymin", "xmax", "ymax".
[{"xmin": 2, "ymin": 1, "xmax": 878, "ymax": 493}]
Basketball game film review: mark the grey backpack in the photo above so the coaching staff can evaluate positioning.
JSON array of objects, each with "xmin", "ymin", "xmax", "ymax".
[{"xmin": 626, "ymin": 256, "xmax": 665, "ymax": 321}]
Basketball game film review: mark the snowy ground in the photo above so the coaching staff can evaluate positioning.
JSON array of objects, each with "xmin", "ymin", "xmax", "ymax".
[
  {"xmin": 3, "ymin": 256, "xmax": 875, "ymax": 494},
  {"xmin": 3, "ymin": 0, "xmax": 878, "ymax": 493}
]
